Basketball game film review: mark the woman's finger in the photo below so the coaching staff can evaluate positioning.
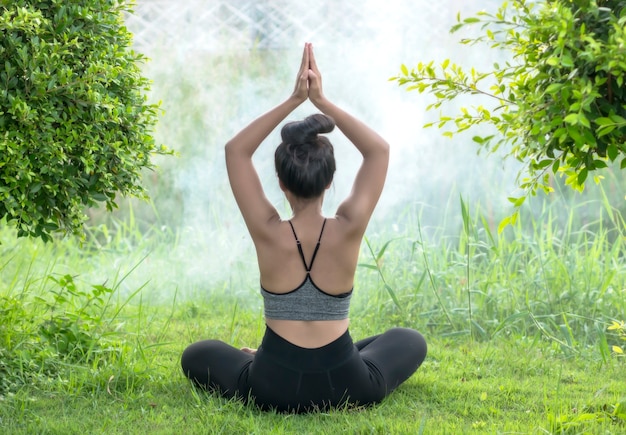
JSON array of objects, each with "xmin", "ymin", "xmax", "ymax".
[
  {"xmin": 309, "ymin": 43, "xmax": 320, "ymax": 75},
  {"xmin": 299, "ymin": 42, "xmax": 310, "ymax": 75},
  {"xmin": 291, "ymin": 43, "xmax": 310, "ymax": 100}
]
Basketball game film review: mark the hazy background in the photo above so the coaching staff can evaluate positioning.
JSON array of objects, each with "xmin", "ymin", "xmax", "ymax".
[
  {"xmin": 127, "ymin": 0, "xmax": 512, "ymax": 224},
  {"xmin": 81, "ymin": 0, "xmax": 622, "ymax": 303}
]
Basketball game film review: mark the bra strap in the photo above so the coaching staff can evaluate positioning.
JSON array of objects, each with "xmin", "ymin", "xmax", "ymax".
[
  {"xmin": 308, "ymin": 218, "xmax": 327, "ymax": 271},
  {"xmin": 288, "ymin": 220, "xmax": 308, "ymax": 271},
  {"xmin": 288, "ymin": 218, "xmax": 327, "ymax": 272}
]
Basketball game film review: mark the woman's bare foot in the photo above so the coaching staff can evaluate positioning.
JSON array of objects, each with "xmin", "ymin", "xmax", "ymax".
[{"xmin": 241, "ymin": 347, "xmax": 257, "ymax": 355}]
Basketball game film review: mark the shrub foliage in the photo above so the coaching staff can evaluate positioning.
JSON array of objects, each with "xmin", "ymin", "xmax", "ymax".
[
  {"xmin": 0, "ymin": 0, "xmax": 166, "ymax": 241},
  {"xmin": 392, "ymin": 0, "xmax": 626, "ymax": 230}
]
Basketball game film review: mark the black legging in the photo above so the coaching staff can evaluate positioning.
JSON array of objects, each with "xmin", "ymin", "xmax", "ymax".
[{"xmin": 181, "ymin": 325, "xmax": 427, "ymax": 413}]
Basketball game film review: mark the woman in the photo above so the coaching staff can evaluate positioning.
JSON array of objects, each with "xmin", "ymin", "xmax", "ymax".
[{"xmin": 181, "ymin": 43, "xmax": 427, "ymax": 413}]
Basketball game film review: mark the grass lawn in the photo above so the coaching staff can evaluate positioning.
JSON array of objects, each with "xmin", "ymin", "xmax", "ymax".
[
  {"xmin": 1, "ymin": 298, "xmax": 625, "ymax": 434},
  {"xmin": 1, "ymin": 197, "xmax": 625, "ymax": 434}
]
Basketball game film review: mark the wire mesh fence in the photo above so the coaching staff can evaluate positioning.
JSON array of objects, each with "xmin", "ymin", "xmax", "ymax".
[{"xmin": 125, "ymin": 0, "xmax": 483, "ymax": 54}]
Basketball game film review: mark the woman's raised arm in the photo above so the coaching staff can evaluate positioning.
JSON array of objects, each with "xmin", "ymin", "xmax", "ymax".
[
  {"xmin": 224, "ymin": 45, "xmax": 310, "ymax": 238},
  {"xmin": 307, "ymin": 44, "xmax": 390, "ymax": 233}
]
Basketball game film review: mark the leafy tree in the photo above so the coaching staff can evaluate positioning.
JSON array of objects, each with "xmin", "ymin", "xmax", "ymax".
[
  {"xmin": 0, "ymin": 0, "xmax": 168, "ymax": 241},
  {"xmin": 392, "ymin": 0, "xmax": 626, "ymax": 231}
]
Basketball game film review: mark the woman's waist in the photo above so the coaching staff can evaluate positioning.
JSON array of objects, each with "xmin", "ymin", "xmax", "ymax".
[
  {"xmin": 264, "ymin": 318, "xmax": 349, "ymax": 349},
  {"xmin": 259, "ymin": 322, "xmax": 354, "ymax": 371}
]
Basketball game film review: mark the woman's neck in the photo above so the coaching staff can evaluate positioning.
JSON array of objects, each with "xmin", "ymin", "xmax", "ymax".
[{"xmin": 288, "ymin": 197, "xmax": 324, "ymax": 219}]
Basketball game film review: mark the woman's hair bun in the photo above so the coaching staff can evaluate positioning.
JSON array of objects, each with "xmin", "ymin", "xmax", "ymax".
[
  {"xmin": 275, "ymin": 113, "xmax": 336, "ymax": 198},
  {"xmin": 281, "ymin": 113, "xmax": 335, "ymax": 145}
]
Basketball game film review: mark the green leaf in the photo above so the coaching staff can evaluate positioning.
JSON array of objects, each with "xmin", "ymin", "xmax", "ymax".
[
  {"xmin": 564, "ymin": 114, "xmax": 579, "ymax": 125},
  {"xmin": 547, "ymin": 57, "xmax": 559, "ymax": 66},
  {"xmin": 498, "ymin": 216, "xmax": 512, "ymax": 234},
  {"xmin": 561, "ymin": 54, "xmax": 574, "ymax": 68},
  {"xmin": 544, "ymin": 83, "xmax": 563, "ymax": 94},
  {"xmin": 609, "ymin": 114, "xmax": 626, "ymax": 124},
  {"xmin": 595, "ymin": 117, "xmax": 613, "ymax": 126},
  {"xmin": 597, "ymin": 124, "xmax": 616, "ymax": 137},
  {"xmin": 498, "ymin": 211, "xmax": 519, "ymax": 234},
  {"xmin": 507, "ymin": 196, "xmax": 526, "ymax": 207},
  {"xmin": 567, "ymin": 126, "xmax": 585, "ymax": 147},
  {"xmin": 577, "ymin": 113, "xmax": 591, "ymax": 129},
  {"xmin": 593, "ymin": 160, "xmax": 607, "ymax": 169},
  {"xmin": 535, "ymin": 159, "xmax": 552, "ymax": 169}
]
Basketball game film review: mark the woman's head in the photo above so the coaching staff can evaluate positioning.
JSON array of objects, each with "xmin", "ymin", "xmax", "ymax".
[{"xmin": 275, "ymin": 114, "xmax": 336, "ymax": 199}]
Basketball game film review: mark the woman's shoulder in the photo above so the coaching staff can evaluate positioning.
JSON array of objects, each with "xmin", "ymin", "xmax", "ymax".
[{"xmin": 328, "ymin": 213, "xmax": 369, "ymax": 242}]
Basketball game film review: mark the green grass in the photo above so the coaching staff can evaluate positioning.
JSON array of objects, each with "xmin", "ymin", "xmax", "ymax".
[
  {"xmin": 1, "ymin": 293, "xmax": 624, "ymax": 435},
  {"xmin": 1, "ymin": 195, "xmax": 625, "ymax": 434},
  {"xmin": 2, "ymin": 336, "xmax": 624, "ymax": 434}
]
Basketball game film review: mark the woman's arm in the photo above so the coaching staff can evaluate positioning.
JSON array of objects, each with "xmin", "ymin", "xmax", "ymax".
[
  {"xmin": 225, "ymin": 45, "xmax": 310, "ymax": 238},
  {"xmin": 307, "ymin": 45, "xmax": 390, "ymax": 233}
]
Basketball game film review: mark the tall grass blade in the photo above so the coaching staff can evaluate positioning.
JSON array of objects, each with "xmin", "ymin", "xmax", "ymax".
[
  {"xmin": 362, "ymin": 236, "xmax": 402, "ymax": 311},
  {"xmin": 416, "ymin": 221, "xmax": 455, "ymax": 330}
]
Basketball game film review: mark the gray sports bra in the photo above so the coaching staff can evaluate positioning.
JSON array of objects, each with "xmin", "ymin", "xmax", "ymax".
[{"xmin": 261, "ymin": 219, "xmax": 353, "ymax": 321}]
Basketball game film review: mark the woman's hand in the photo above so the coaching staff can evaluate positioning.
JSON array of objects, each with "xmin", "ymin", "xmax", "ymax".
[
  {"xmin": 291, "ymin": 43, "xmax": 310, "ymax": 103},
  {"xmin": 307, "ymin": 43, "xmax": 326, "ymax": 107},
  {"xmin": 291, "ymin": 42, "xmax": 326, "ymax": 106}
]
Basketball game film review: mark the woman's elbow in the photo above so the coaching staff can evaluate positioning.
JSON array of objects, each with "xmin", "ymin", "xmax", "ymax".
[
  {"xmin": 373, "ymin": 140, "xmax": 390, "ymax": 160},
  {"xmin": 224, "ymin": 141, "xmax": 240, "ymax": 161},
  {"xmin": 224, "ymin": 140, "xmax": 235, "ymax": 154},
  {"xmin": 380, "ymin": 140, "xmax": 390, "ymax": 155}
]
